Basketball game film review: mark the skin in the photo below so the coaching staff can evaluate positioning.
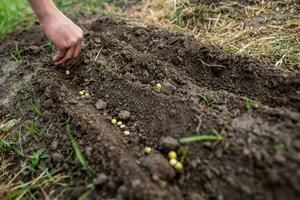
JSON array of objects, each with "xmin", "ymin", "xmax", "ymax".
[{"xmin": 28, "ymin": 0, "xmax": 83, "ymax": 66}]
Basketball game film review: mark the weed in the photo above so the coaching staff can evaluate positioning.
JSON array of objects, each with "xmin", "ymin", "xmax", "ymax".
[
  {"xmin": 47, "ymin": 40, "xmax": 55, "ymax": 52},
  {"xmin": 30, "ymin": 102, "xmax": 41, "ymax": 115},
  {"xmin": 223, "ymin": 116, "xmax": 232, "ymax": 126},
  {"xmin": 223, "ymin": 140, "xmax": 231, "ymax": 150},
  {"xmin": 0, "ymin": 139, "xmax": 12, "ymax": 150},
  {"xmin": 66, "ymin": 122, "xmax": 93, "ymax": 177},
  {"xmin": 197, "ymin": 92, "xmax": 215, "ymax": 107},
  {"xmin": 28, "ymin": 148, "xmax": 48, "ymax": 169},
  {"xmin": 14, "ymin": 130, "xmax": 24, "ymax": 157},
  {"xmin": 266, "ymin": 143, "xmax": 284, "ymax": 153},
  {"xmin": 78, "ymin": 183, "xmax": 95, "ymax": 200},
  {"xmin": 17, "ymin": 89, "xmax": 32, "ymax": 102},
  {"xmin": 178, "ymin": 146, "xmax": 189, "ymax": 162},
  {"xmin": 11, "ymin": 42, "xmax": 23, "ymax": 64},
  {"xmin": 243, "ymin": 97, "xmax": 258, "ymax": 112},
  {"xmin": 25, "ymin": 121, "xmax": 40, "ymax": 136}
]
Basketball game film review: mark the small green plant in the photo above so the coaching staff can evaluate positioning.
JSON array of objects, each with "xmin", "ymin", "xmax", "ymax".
[
  {"xmin": 47, "ymin": 40, "xmax": 55, "ymax": 52},
  {"xmin": 223, "ymin": 140, "xmax": 231, "ymax": 150},
  {"xmin": 197, "ymin": 92, "xmax": 215, "ymax": 107},
  {"xmin": 223, "ymin": 116, "xmax": 232, "ymax": 125},
  {"xmin": 243, "ymin": 97, "xmax": 258, "ymax": 112},
  {"xmin": 266, "ymin": 143, "xmax": 284, "ymax": 153},
  {"xmin": 30, "ymin": 102, "xmax": 41, "ymax": 115},
  {"xmin": 0, "ymin": 139, "xmax": 12, "ymax": 150},
  {"xmin": 28, "ymin": 148, "xmax": 48, "ymax": 169},
  {"xmin": 11, "ymin": 42, "xmax": 23, "ymax": 64},
  {"xmin": 25, "ymin": 121, "xmax": 40, "ymax": 136},
  {"xmin": 78, "ymin": 183, "xmax": 95, "ymax": 200},
  {"xmin": 66, "ymin": 122, "xmax": 93, "ymax": 177},
  {"xmin": 178, "ymin": 146, "xmax": 189, "ymax": 162},
  {"xmin": 17, "ymin": 89, "xmax": 32, "ymax": 102}
]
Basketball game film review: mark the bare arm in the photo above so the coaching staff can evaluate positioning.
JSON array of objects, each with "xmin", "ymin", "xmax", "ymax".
[{"xmin": 28, "ymin": 0, "xmax": 83, "ymax": 66}]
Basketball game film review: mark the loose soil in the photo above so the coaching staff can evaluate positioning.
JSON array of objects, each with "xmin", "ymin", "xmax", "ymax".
[{"xmin": 0, "ymin": 15, "xmax": 300, "ymax": 200}]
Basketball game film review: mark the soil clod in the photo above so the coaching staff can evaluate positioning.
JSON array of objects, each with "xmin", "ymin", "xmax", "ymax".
[{"xmin": 118, "ymin": 110, "xmax": 131, "ymax": 120}]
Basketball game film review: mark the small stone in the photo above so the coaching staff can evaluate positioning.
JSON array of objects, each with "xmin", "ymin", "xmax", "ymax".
[
  {"xmin": 85, "ymin": 146, "xmax": 93, "ymax": 157},
  {"xmin": 50, "ymin": 140, "xmax": 58, "ymax": 150},
  {"xmin": 93, "ymin": 173, "xmax": 108, "ymax": 186},
  {"xmin": 274, "ymin": 153, "xmax": 286, "ymax": 164},
  {"xmin": 158, "ymin": 136, "xmax": 180, "ymax": 150},
  {"xmin": 41, "ymin": 110, "xmax": 52, "ymax": 122},
  {"xmin": 118, "ymin": 110, "xmax": 131, "ymax": 120},
  {"xmin": 66, "ymin": 70, "xmax": 70, "ymax": 75},
  {"xmin": 95, "ymin": 99, "xmax": 108, "ymax": 110},
  {"xmin": 117, "ymin": 185, "xmax": 128, "ymax": 199},
  {"xmin": 162, "ymin": 82, "xmax": 176, "ymax": 95},
  {"xmin": 52, "ymin": 152, "xmax": 64, "ymax": 162},
  {"xmin": 44, "ymin": 99, "xmax": 54, "ymax": 109},
  {"xmin": 189, "ymin": 192, "xmax": 205, "ymax": 200}
]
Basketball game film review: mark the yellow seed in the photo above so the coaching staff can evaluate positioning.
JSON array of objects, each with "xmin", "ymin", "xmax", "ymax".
[
  {"xmin": 154, "ymin": 83, "xmax": 162, "ymax": 90},
  {"xmin": 168, "ymin": 151, "xmax": 177, "ymax": 160},
  {"xmin": 175, "ymin": 161, "xmax": 183, "ymax": 171},
  {"xmin": 79, "ymin": 91, "xmax": 84, "ymax": 96},
  {"xmin": 85, "ymin": 92, "xmax": 90, "ymax": 97},
  {"xmin": 169, "ymin": 159, "xmax": 177, "ymax": 166},
  {"xmin": 144, "ymin": 147, "xmax": 152, "ymax": 154},
  {"xmin": 117, "ymin": 121, "xmax": 123, "ymax": 126},
  {"xmin": 66, "ymin": 70, "xmax": 70, "ymax": 75},
  {"xmin": 111, "ymin": 118, "xmax": 117, "ymax": 125}
]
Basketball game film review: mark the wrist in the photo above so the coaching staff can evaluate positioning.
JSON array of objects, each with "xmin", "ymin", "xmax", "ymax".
[{"xmin": 38, "ymin": 7, "xmax": 61, "ymax": 22}]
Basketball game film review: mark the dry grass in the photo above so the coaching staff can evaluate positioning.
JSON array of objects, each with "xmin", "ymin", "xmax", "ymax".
[{"xmin": 125, "ymin": 0, "xmax": 300, "ymax": 69}]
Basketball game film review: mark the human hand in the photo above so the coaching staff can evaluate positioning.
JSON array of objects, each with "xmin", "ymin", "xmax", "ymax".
[{"xmin": 39, "ymin": 10, "xmax": 83, "ymax": 66}]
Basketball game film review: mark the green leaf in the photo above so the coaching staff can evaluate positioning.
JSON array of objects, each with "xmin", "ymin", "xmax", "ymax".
[{"xmin": 179, "ymin": 135, "xmax": 224, "ymax": 143}]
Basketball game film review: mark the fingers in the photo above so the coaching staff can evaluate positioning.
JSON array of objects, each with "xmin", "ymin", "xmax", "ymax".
[
  {"xmin": 54, "ymin": 31, "xmax": 83, "ymax": 66},
  {"xmin": 53, "ymin": 49, "xmax": 67, "ymax": 62},
  {"xmin": 54, "ymin": 45, "xmax": 75, "ymax": 66},
  {"xmin": 64, "ymin": 38, "xmax": 83, "ymax": 66}
]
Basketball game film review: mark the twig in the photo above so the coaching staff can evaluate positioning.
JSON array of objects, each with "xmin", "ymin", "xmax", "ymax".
[
  {"xmin": 198, "ymin": 58, "xmax": 226, "ymax": 69},
  {"xmin": 94, "ymin": 47, "xmax": 103, "ymax": 61}
]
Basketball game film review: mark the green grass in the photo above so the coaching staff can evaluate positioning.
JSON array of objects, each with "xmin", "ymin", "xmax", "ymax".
[
  {"xmin": 0, "ymin": 0, "xmax": 32, "ymax": 37},
  {"xmin": 10, "ymin": 42, "xmax": 23, "ymax": 64},
  {"xmin": 197, "ymin": 92, "xmax": 215, "ymax": 107},
  {"xmin": 66, "ymin": 122, "xmax": 93, "ymax": 177}
]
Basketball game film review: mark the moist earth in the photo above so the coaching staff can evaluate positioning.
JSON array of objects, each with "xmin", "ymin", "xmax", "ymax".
[{"xmin": 0, "ymin": 15, "xmax": 300, "ymax": 200}]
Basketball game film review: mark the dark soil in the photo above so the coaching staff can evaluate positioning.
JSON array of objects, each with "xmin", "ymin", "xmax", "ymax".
[{"xmin": 1, "ymin": 15, "xmax": 300, "ymax": 200}]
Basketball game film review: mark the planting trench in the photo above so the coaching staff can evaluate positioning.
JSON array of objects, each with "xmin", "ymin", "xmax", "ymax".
[{"xmin": 0, "ymin": 16, "xmax": 300, "ymax": 200}]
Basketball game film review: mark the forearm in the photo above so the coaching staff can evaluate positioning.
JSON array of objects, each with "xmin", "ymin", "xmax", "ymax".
[{"xmin": 28, "ymin": 0, "xmax": 60, "ymax": 20}]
